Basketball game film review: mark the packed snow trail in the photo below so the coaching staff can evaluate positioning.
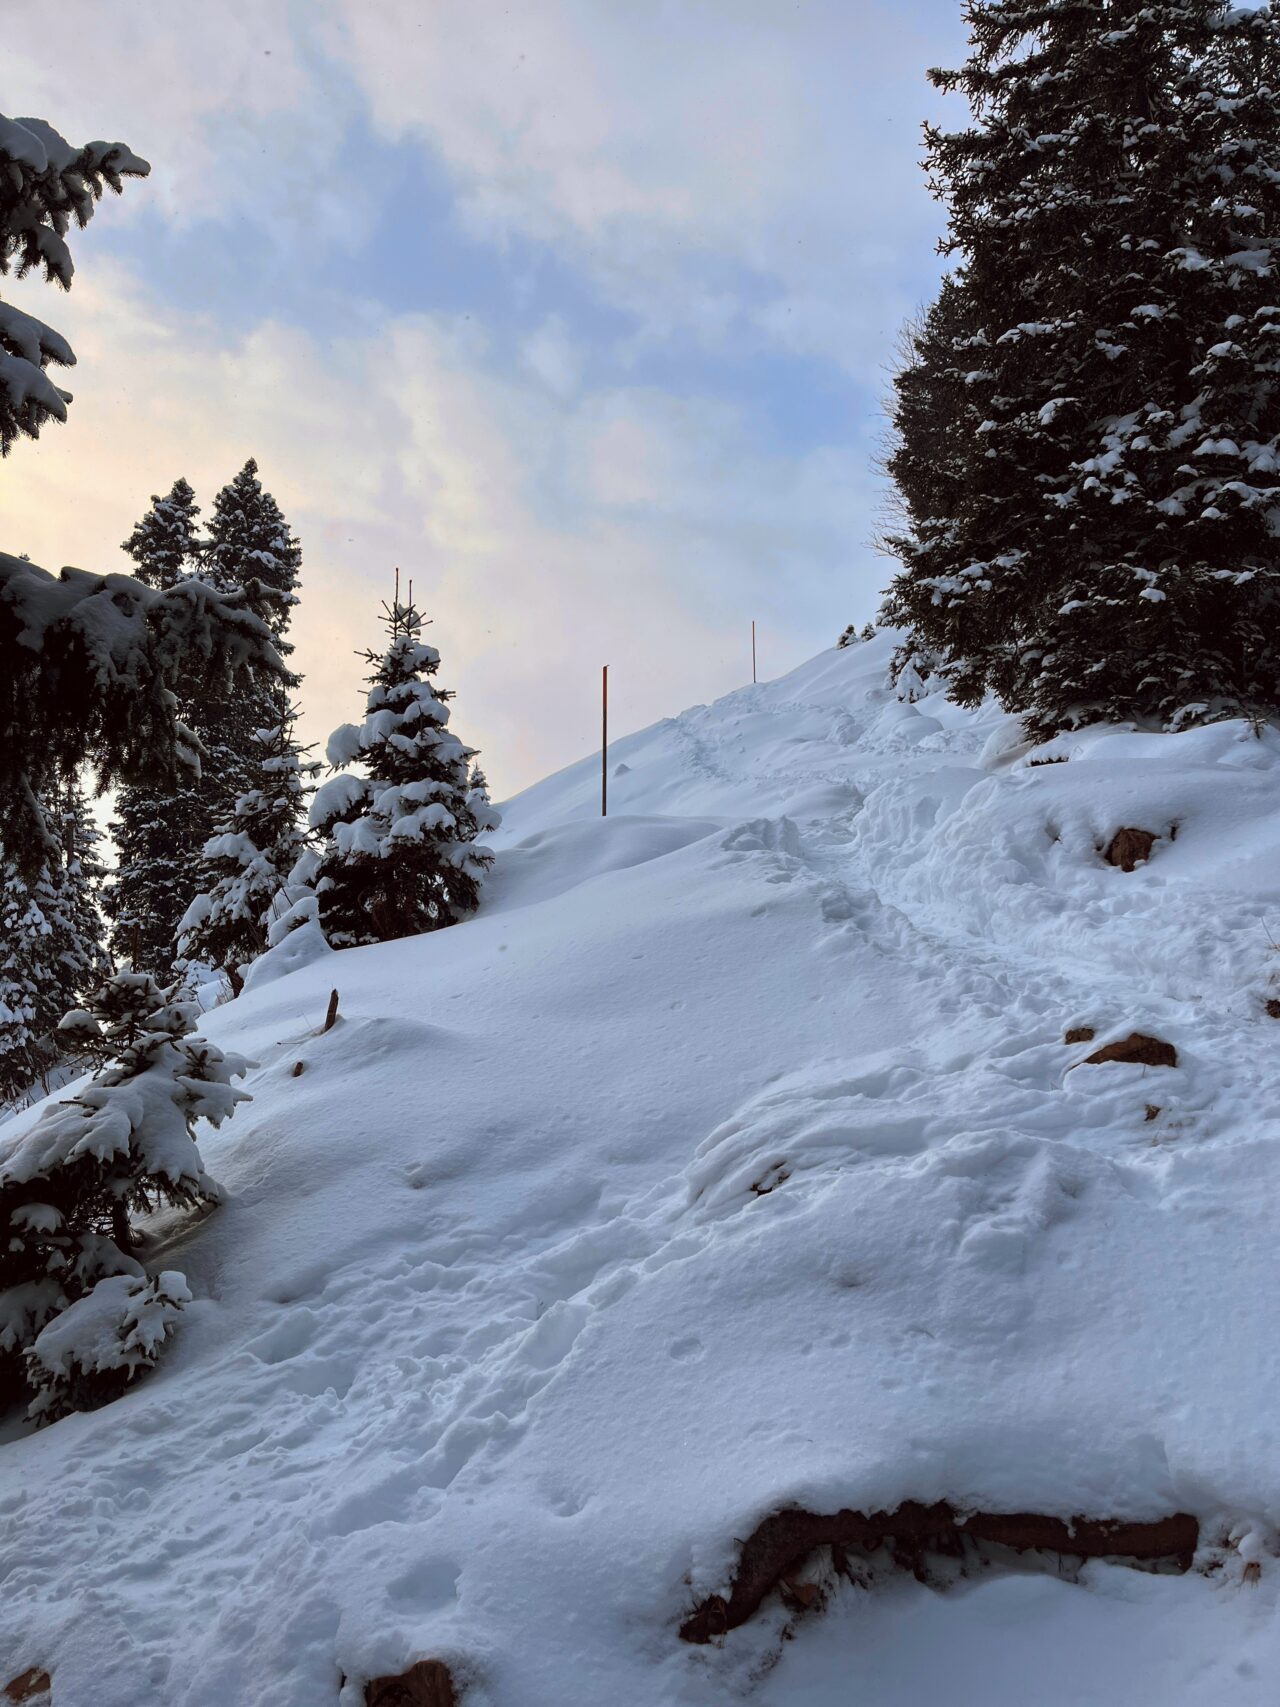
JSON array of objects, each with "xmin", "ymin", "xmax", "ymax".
[{"xmin": 3, "ymin": 633, "xmax": 1280, "ymax": 1705}]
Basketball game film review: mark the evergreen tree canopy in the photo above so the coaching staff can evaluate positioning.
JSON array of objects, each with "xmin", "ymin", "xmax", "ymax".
[
  {"xmin": 311, "ymin": 599, "xmax": 498, "ymax": 948},
  {"xmin": 121, "ymin": 476, "xmax": 200, "ymax": 591},
  {"xmin": 0, "ymin": 550, "xmax": 283, "ymax": 874},
  {"xmin": 0, "ymin": 968, "xmax": 248, "ymax": 1415},
  {"xmin": 0, "ymin": 111, "xmax": 148, "ymax": 453},
  {"xmin": 55, "ymin": 783, "xmax": 111, "ymax": 999},
  {"xmin": 203, "ymin": 458, "xmax": 302, "ymax": 650},
  {"xmin": 104, "ymin": 772, "xmax": 206, "ymax": 976},
  {"xmin": 105, "ymin": 479, "xmax": 206, "ymax": 973},
  {"xmin": 882, "ymin": 0, "xmax": 1280, "ymax": 736},
  {"xmin": 103, "ymin": 464, "xmax": 303, "ymax": 975},
  {"xmin": 0, "ymin": 856, "xmax": 59, "ymax": 1106},
  {"xmin": 0, "ymin": 790, "xmax": 109, "ymax": 1110},
  {"xmin": 177, "ymin": 711, "xmax": 318, "ymax": 991},
  {"xmin": 185, "ymin": 458, "xmax": 303, "ymax": 826}
]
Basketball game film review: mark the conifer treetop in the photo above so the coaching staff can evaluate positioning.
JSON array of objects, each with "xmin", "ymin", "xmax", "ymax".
[
  {"xmin": 311, "ymin": 595, "xmax": 497, "ymax": 947},
  {"xmin": 121, "ymin": 478, "xmax": 200, "ymax": 592},
  {"xmin": 202, "ymin": 458, "xmax": 302, "ymax": 645}
]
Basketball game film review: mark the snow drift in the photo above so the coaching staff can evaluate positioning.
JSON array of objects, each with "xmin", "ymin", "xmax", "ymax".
[{"xmin": 3, "ymin": 632, "xmax": 1280, "ymax": 1705}]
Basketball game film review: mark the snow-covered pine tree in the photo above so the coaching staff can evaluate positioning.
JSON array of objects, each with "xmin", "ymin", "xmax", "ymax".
[
  {"xmin": 104, "ymin": 774, "xmax": 205, "ymax": 976},
  {"xmin": 0, "ymin": 858, "xmax": 55, "ymax": 1107},
  {"xmin": 0, "ymin": 112, "xmax": 148, "ymax": 453},
  {"xmin": 0, "ymin": 970, "xmax": 248, "ymax": 1417},
  {"xmin": 172, "ymin": 461, "xmax": 304, "ymax": 905},
  {"xmin": 311, "ymin": 598, "xmax": 498, "ymax": 947},
  {"xmin": 104, "ymin": 480, "xmax": 206, "ymax": 972},
  {"xmin": 1, "ymin": 552, "xmax": 284, "ymax": 881},
  {"xmin": 881, "ymin": 1, "xmax": 1280, "ymax": 736},
  {"xmin": 202, "ymin": 459, "xmax": 301, "ymax": 652},
  {"xmin": 122, "ymin": 476, "xmax": 199, "ymax": 591},
  {"xmin": 49, "ymin": 781, "xmax": 111, "ymax": 1017},
  {"xmin": 105, "ymin": 463, "xmax": 303, "ymax": 977},
  {"xmin": 0, "ymin": 788, "xmax": 110, "ymax": 1109},
  {"xmin": 466, "ymin": 764, "xmax": 501, "ymax": 837},
  {"xmin": 177, "ymin": 711, "xmax": 318, "ymax": 993}
]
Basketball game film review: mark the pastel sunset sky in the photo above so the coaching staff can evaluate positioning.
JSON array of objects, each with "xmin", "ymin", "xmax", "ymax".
[{"xmin": 3, "ymin": 0, "xmax": 967, "ymax": 796}]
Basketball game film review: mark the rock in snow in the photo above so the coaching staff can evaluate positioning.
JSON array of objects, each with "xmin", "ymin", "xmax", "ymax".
[{"xmin": 2, "ymin": 632, "xmax": 1280, "ymax": 1704}]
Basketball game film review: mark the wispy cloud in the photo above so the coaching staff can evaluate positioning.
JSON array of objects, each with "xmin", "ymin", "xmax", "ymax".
[{"xmin": 5, "ymin": 260, "xmax": 877, "ymax": 794}]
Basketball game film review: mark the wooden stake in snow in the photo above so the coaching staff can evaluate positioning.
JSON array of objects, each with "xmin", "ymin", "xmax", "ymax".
[
  {"xmin": 602, "ymin": 664, "xmax": 609, "ymax": 818},
  {"xmin": 321, "ymin": 989, "xmax": 340, "ymax": 1034}
]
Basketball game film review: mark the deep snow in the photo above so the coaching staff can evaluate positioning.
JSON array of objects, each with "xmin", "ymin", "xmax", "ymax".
[{"xmin": 3, "ymin": 632, "xmax": 1280, "ymax": 1704}]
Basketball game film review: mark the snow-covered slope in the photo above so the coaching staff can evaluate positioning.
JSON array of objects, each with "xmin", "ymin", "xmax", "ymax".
[{"xmin": 5, "ymin": 633, "xmax": 1280, "ymax": 1705}]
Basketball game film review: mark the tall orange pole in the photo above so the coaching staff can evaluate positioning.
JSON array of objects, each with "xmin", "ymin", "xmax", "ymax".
[{"xmin": 602, "ymin": 665, "xmax": 609, "ymax": 817}]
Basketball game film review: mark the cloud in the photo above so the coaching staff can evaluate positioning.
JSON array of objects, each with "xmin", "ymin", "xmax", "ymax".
[
  {"xmin": 520, "ymin": 317, "xmax": 583, "ymax": 399},
  {"xmin": 3, "ymin": 0, "xmax": 369, "ymax": 253},
  {"xmin": 8, "ymin": 0, "xmax": 963, "ymax": 378},
  {"xmin": 323, "ymin": 0, "xmax": 964, "ymax": 376},
  {"xmin": 3, "ymin": 259, "xmax": 884, "ymax": 800}
]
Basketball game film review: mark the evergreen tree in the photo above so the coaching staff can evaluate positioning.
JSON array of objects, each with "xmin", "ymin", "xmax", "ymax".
[
  {"xmin": 0, "ymin": 970, "xmax": 248, "ymax": 1416},
  {"xmin": 49, "ymin": 782, "xmax": 111, "ymax": 1011},
  {"xmin": 177, "ymin": 711, "xmax": 318, "ymax": 993},
  {"xmin": 466, "ymin": 764, "xmax": 500, "ymax": 832},
  {"xmin": 311, "ymin": 598, "xmax": 498, "ymax": 948},
  {"xmin": 202, "ymin": 458, "xmax": 301, "ymax": 649},
  {"xmin": 104, "ymin": 771, "xmax": 206, "ymax": 976},
  {"xmin": 121, "ymin": 476, "xmax": 199, "ymax": 590},
  {"xmin": 104, "ymin": 479, "xmax": 206, "ymax": 972},
  {"xmin": 882, "ymin": 1, "xmax": 1280, "ymax": 736},
  {"xmin": 177, "ymin": 460, "xmax": 304, "ymax": 906},
  {"xmin": 103, "ymin": 462, "xmax": 303, "ymax": 978},
  {"xmin": 0, "ymin": 788, "xmax": 110, "ymax": 1109},
  {"xmin": 0, "ymin": 858, "xmax": 55, "ymax": 1105}
]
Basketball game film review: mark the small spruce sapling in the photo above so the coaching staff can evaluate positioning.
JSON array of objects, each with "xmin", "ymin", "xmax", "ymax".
[{"xmin": 311, "ymin": 597, "xmax": 499, "ymax": 947}]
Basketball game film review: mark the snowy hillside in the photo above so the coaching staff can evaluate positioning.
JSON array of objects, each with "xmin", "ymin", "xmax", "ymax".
[{"xmin": 5, "ymin": 632, "xmax": 1280, "ymax": 1705}]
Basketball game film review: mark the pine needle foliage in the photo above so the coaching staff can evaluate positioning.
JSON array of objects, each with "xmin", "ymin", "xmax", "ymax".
[
  {"xmin": 882, "ymin": 1, "xmax": 1280, "ymax": 736},
  {"xmin": 312, "ymin": 598, "xmax": 499, "ymax": 948}
]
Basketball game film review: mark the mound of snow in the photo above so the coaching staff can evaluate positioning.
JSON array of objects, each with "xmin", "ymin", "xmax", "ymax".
[{"xmin": 3, "ymin": 632, "xmax": 1280, "ymax": 1706}]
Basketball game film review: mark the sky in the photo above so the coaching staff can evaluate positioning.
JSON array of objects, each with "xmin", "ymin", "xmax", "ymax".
[{"xmin": 1, "ymin": 0, "xmax": 968, "ymax": 799}]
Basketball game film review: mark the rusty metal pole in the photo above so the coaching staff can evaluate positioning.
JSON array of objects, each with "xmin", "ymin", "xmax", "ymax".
[{"xmin": 602, "ymin": 665, "xmax": 609, "ymax": 817}]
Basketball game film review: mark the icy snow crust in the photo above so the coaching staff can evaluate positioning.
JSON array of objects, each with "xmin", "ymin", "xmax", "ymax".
[{"xmin": 5, "ymin": 633, "xmax": 1280, "ymax": 1702}]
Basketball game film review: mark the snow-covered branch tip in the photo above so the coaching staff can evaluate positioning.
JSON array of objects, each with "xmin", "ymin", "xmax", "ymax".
[
  {"xmin": 0, "ymin": 113, "xmax": 149, "ymax": 454},
  {"xmin": 0, "ymin": 552, "xmax": 284, "ymax": 876}
]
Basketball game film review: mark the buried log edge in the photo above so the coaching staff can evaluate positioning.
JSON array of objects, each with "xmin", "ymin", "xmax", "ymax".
[{"xmin": 679, "ymin": 1500, "xmax": 1200, "ymax": 1644}]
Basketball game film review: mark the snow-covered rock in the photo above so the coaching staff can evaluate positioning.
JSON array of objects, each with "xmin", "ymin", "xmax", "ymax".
[{"xmin": 2, "ymin": 632, "xmax": 1279, "ymax": 1704}]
